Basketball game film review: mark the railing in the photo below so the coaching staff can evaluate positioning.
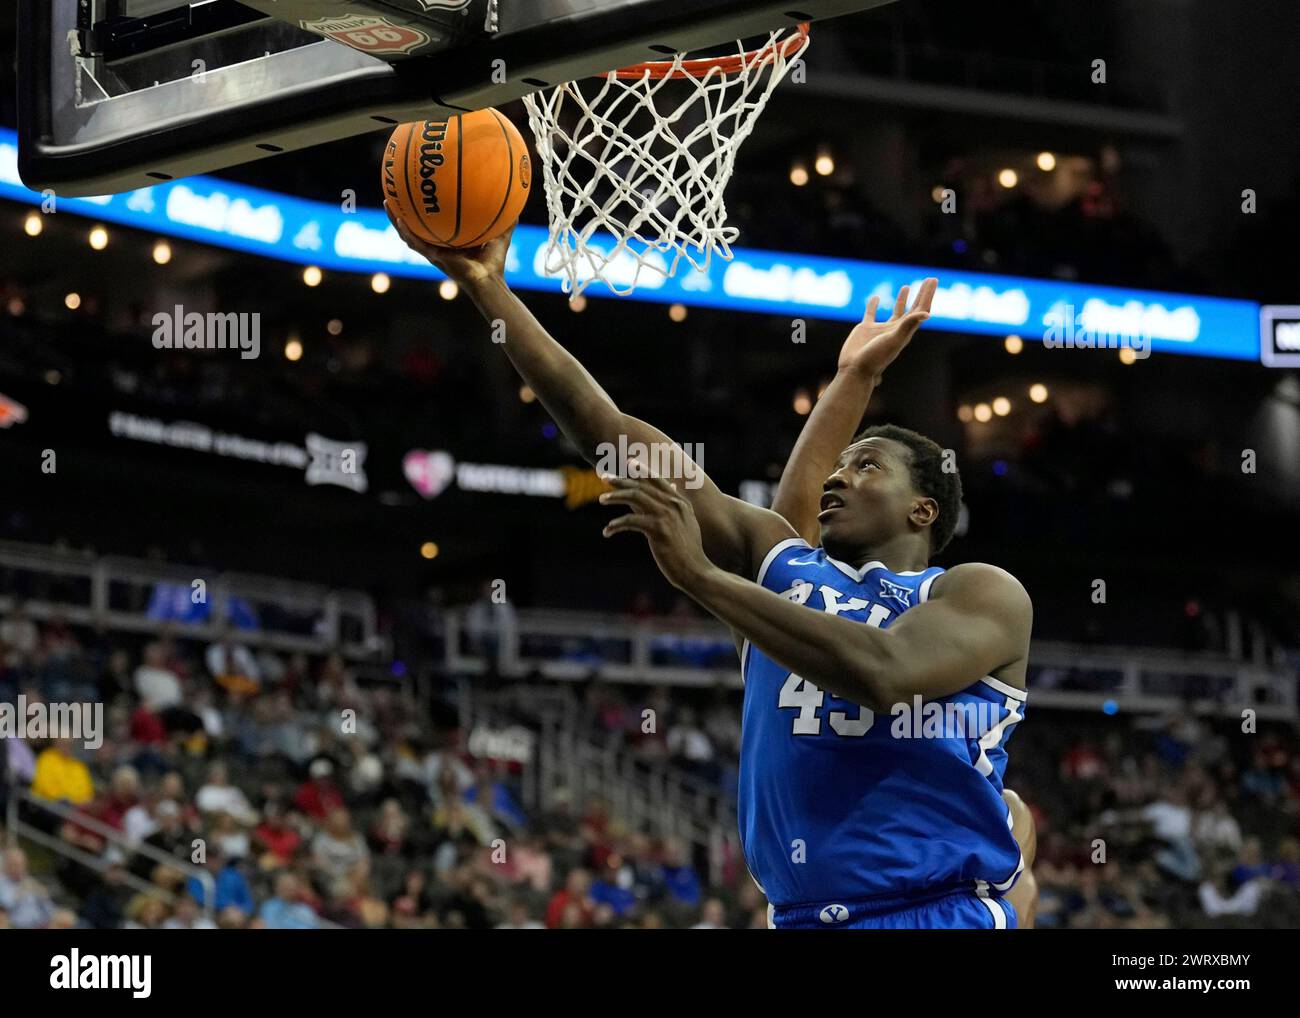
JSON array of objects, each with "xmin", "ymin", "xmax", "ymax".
[
  {"xmin": 5, "ymin": 777, "xmax": 347, "ymax": 929},
  {"xmin": 446, "ymin": 609, "xmax": 1299, "ymax": 719},
  {"xmin": 5, "ymin": 780, "xmax": 216, "ymax": 918},
  {"xmin": 462, "ymin": 682, "xmax": 738, "ymax": 886},
  {"xmin": 0, "ymin": 539, "xmax": 386, "ymax": 660}
]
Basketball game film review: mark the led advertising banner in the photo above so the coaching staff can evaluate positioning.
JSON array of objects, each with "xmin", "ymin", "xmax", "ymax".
[{"xmin": 0, "ymin": 129, "xmax": 1262, "ymax": 362}]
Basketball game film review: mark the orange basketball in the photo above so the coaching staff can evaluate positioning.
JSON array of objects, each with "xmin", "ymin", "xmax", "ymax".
[{"xmin": 382, "ymin": 109, "xmax": 531, "ymax": 249}]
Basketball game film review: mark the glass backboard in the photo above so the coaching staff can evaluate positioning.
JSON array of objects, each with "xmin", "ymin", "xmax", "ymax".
[{"xmin": 17, "ymin": 0, "xmax": 894, "ymax": 196}]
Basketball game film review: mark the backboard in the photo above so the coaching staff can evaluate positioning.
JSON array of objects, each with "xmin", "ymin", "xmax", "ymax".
[{"xmin": 18, "ymin": 0, "xmax": 895, "ymax": 197}]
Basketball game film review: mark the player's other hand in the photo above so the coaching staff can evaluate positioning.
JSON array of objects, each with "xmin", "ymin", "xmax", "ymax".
[
  {"xmin": 384, "ymin": 200, "xmax": 513, "ymax": 286},
  {"xmin": 838, "ymin": 277, "xmax": 937, "ymax": 385},
  {"xmin": 599, "ymin": 469, "xmax": 711, "ymax": 591}
]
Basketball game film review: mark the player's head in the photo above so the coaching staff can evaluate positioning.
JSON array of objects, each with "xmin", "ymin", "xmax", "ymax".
[{"xmin": 818, "ymin": 424, "xmax": 962, "ymax": 562}]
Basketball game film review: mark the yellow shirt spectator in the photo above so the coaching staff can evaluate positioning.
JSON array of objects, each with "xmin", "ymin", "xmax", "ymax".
[{"xmin": 30, "ymin": 745, "xmax": 94, "ymax": 806}]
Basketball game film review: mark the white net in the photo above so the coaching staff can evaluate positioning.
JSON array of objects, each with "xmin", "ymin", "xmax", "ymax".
[{"xmin": 522, "ymin": 26, "xmax": 811, "ymax": 298}]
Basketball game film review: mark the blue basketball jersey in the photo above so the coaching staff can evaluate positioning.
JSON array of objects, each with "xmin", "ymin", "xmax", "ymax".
[{"xmin": 738, "ymin": 538, "xmax": 1026, "ymax": 911}]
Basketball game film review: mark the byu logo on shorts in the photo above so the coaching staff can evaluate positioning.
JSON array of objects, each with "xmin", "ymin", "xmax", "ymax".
[{"xmin": 819, "ymin": 903, "xmax": 849, "ymax": 925}]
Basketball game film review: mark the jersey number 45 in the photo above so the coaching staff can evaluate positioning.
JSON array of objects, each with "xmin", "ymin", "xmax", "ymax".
[{"xmin": 778, "ymin": 673, "xmax": 874, "ymax": 737}]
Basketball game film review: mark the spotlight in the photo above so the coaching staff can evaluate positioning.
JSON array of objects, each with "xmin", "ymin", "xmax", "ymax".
[
  {"xmin": 992, "ymin": 396, "xmax": 1011, "ymax": 416},
  {"xmin": 152, "ymin": 241, "xmax": 172, "ymax": 265},
  {"xmin": 439, "ymin": 279, "xmax": 459, "ymax": 301},
  {"xmin": 957, "ymin": 404, "xmax": 973, "ymax": 423},
  {"xmin": 65, "ymin": 292, "xmax": 82, "ymax": 310},
  {"xmin": 997, "ymin": 169, "xmax": 1019, "ymax": 189},
  {"xmin": 1037, "ymin": 152, "xmax": 1057, "ymax": 172},
  {"xmin": 793, "ymin": 389, "xmax": 812, "ymax": 415},
  {"xmin": 24, "ymin": 212, "xmax": 43, "ymax": 237},
  {"xmin": 89, "ymin": 226, "xmax": 109, "ymax": 250},
  {"xmin": 1118, "ymin": 347, "xmax": 1138, "ymax": 365},
  {"xmin": 327, "ymin": 319, "xmax": 343, "ymax": 336},
  {"xmin": 303, "ymin": 266, "xmax": 323, "ymax": 287},
  {"xmin": 1029, "ymin": 383, "xmax": 1049, "ymax": 404},
  {"xmin": 420, "ymin": 541, "xmax": 440, "ymax": 560},
  {"xmin": 1004, "ymin": 335, "xmax": 1023, "ymax": 355},
  {"xmin": 790, "ymin": 163, "xmax": 809, "ymax": 187},
  {"xmin": 973, "ymin": 403, "xmax": 993, "ymax": 422},
  {"xmin": 371, "ymin": 273, "xmax": 391, "ymax": 294},
  {"xmin": 284, "ymin": 338, "xmax": 304, "ymax": 362},
  {"xmin": 669, "ymin": 303, "xmax": 687, "ymax": 322},
  {"xmin": 519, "ymin": 384, "xmax": 536, "ymax": 404},
  {"xmin": 814, "ymin": 149, "xmax": 835, "ymax": 177},
  {"xmin": 569, "ymin": 295, "xmax": 588, "ymax": 312}
]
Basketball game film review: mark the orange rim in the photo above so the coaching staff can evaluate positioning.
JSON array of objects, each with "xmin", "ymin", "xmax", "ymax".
[{"xmin": 612, "ymin": 23, "xmax": 809, "ymax": 80}]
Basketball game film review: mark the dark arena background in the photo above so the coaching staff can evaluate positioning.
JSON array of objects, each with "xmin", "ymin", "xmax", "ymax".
[{"xmin": 2, "ymin": 0, "xmax": 1299, "ymax": 996}]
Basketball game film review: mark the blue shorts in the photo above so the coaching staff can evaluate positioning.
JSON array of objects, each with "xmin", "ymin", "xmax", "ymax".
[{"xmin": 769, "ymin": 887, "xmax": 1017, "ymax": 930}]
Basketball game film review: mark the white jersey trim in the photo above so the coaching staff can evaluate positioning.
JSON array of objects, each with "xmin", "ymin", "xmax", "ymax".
[
  {"xmin": 755, "ymin": 537, "xmax": 811, "ymax": 587},
  {"xmin": 742, "ymin": 538, "xmax": 811, "ymax": 681},
  {"xmin": 981, "ymin": 674, "xmax": 1028, "ymax": 702},
  {"xmin": 823, "ymin": 553, "xmax": 885, "ymax": 583},
  {"xmin": 973, "ymin": 891, "xmax": 1009, "ymax": 929}
]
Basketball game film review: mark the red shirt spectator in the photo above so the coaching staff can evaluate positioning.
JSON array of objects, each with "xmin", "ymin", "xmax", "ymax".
[
  {"xmin": 129, "ymin": 705, "xmax": 167, "ymax": 746},
  {"xmin": 254, "ymin": 818, "xmax": 303, "ymax": 865},
  {"xmin": 544, "ymin": 869, "xmax": 594, "ymax": 929},
  {"xmin": 294, "ymin": 760, "xmax": 345, "ymax": 821}
]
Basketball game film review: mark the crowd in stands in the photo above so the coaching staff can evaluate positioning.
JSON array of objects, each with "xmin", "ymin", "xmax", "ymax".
[
  {"xmin": 0, "ymin": 601, "xmax": 742, "ymax": 929},
  {"xmin": 573, "ymin": 677, "xmax": 1300, "ymax": 929},
  {"xmin": 4, "ymin": 592, "xmax": 1300, "ymax": 930}
]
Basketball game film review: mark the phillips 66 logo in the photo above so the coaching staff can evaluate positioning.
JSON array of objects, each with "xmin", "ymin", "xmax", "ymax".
[{"xmin": 300, "ymin": 15, "xmax": 433, "ymax": 57}]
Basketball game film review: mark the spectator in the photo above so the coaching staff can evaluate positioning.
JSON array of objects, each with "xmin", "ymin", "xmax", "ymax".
[
  {"xmin": 80, "ymin": 862, "xmax": 132, "ymax": 930},
  {"xmin": 130, "ymin": 800, "xmax": 190, "ymax": 879},
  {"xmin": 260, "ymin": 872, "xmax": 319, "ymax": 930},
  {"xmin": 0, "ymin": 848, "xmax": 56, "ymax": 929},
  {"xmin": 30, "ymin": 738, "xmax": 94, "ymax": 806},
  {"xmin": 253, "ymin": 801, "xmax": 304, "ymax": 870},
  {"xmin": 134, "ymin": 641, "xmax": 183, "ymax": 710},
  {"xmin": 545, "ymin": 868, "xmax": 594, "ymax": 929},
  {"xmin": 659, "ymin": 838, "xmax": 703, "ymax": 908},
  {"xmin": 294, "ymin": 759, "xmax": 346, "ymax": 822},
  {"xmin": 1142, "ymin": 788, "xmax": 1200, "ymax": 882},
  {"xmin": 1228, "ymin": 838, "xmax": 1270, "ymax": 889},
  {"xmin": 311, "ymin": 808, "xmax": 369, "ymax": 886},
  {"xmin": 187, "ymin": 847, "xmax": 254, "ymax": 916},
  {"xmin": 496, "ymin": 900, "xmax": 545, "ymax": 929},
  {"xmin": 196, "ymin": 762, "xmax": 257, "ymax": 825},
  {"xmin": 205, "ymin": 629, "xmax": 260, "ymax": 697},
  {"xmin": 163, "ymin": 894, "xmax": 217, "ymax": 930},
  {"xmin": 1199, "ymin": 863, "xmax": 1263, "ymax": 918},
  {"xmin": 691, "ymin": 898, "xmax": 729, "ymax": 929}
]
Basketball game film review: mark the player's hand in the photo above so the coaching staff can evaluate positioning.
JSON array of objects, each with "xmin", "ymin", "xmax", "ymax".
[
  {"xmin": 384, "ymin": 200, "xmax": 513, "ymax": 285},
  {"xmin": 837, "ymin": 278, "xmax": 937, "ymax": 385},
  {"xmin": 599, "ymin": 469, "xmax": 711, "ymax": 591}
]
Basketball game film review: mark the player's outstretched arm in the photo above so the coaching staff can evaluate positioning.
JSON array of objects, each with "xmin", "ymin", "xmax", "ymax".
[
  {"xmin": 770, "ymin": 280, "xmax": 936, "ymax": 543},
  {"xmin": 600, "ymin": 472, "xmax": 1031, "ymax": 710},
  {"xmin": 388, "ymin": 207, "xmax": 794, "ymax": 577}
]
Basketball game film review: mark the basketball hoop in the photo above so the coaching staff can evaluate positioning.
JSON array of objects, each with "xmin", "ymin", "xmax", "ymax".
[{"xmin": 522, "ymin": 24, "xmax": 810, "ymax": 298}]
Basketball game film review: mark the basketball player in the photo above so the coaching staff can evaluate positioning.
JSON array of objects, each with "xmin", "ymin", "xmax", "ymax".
[
  {"xmin": 765, "ymin": 280, "xmax": 1039, "ymax": 927},
  {"xmin": 388, "ymin": 210, "xmax": 1032, "ymax": 929}
]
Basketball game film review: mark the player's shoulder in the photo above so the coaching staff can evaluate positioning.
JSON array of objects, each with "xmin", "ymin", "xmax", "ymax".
[{"xmin": 931, "ymin": 562, "xmax": 1033, "ymax": 615}]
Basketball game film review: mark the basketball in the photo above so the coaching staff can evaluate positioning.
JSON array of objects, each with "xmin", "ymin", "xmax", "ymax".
[{"xmin": 381, "ymin": 109, "xmax": 531, "ymax": 249}]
